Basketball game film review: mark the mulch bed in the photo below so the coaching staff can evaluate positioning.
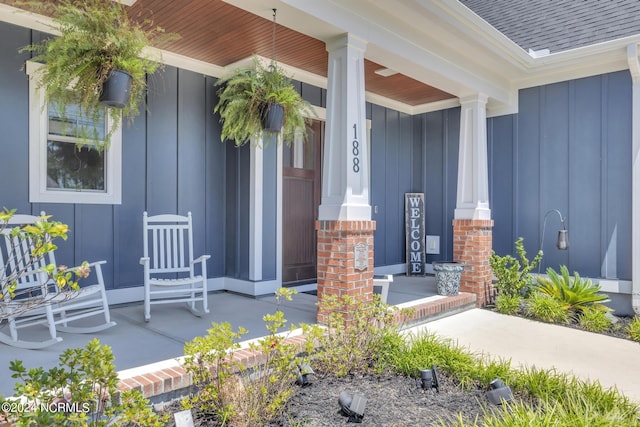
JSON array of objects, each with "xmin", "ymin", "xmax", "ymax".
[{"xmin": 160, "ymin": 370, "xmax": 508, "ymax": 426}]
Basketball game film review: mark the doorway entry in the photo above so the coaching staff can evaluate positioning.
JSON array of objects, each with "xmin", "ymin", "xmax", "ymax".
[{"xmin": 282, "ymin": 120, "xmax": 323, "ymax": 285}]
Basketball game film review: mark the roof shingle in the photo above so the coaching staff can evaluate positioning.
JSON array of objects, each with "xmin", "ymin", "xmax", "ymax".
[{"xmin": 460, "ymin": 0, "xmax": 640, "ymax": 53}]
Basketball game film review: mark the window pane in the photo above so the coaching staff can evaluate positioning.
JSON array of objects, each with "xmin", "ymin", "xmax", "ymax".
[
  {"xmin": 46, "ymin": 141, "xmax": 105, "ymax": 191},
  {"xmin": 283, "ymin": 126, "xmax": 315, "ymax": 170},
  {"xmin": 48, "ymin": 103, "xmax": 106, "ymax": 141}
]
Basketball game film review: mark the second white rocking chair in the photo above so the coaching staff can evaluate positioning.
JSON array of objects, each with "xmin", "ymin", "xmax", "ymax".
[{"xmin": 140, "ymin": 212, "xmax": 210, "ymax": 322}]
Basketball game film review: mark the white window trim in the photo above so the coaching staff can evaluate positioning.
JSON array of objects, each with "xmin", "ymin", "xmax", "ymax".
[{"xmin": 26, "ymin": 61, "xmax": 122, "ymax": 205}]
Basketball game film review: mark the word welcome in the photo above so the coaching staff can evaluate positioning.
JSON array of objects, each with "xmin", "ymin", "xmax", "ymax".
[{"xmin": 405, "ymin": 193, "xmax": 425, "ymax": 275}]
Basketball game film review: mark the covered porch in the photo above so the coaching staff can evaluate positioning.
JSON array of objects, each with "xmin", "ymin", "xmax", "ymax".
[{"xmin": 0, "ymin": 276, "xmax": 477, "ymax": 399}]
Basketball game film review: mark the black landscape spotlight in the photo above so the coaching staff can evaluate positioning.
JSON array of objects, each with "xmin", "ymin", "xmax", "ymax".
[
  {"xmin": 296, "ymin": 363, "xmax": 314, "ymax": 387},
  {"xmin": 338, "ymin": 390, "xmax": 367, "ymax": 423},
  {"xmin": 485, "ymin": 378, "xmax": 513, "ymax": 405},
  {"xmin": 418, "ymin": 365, "xmax": 440, "ymax": 392}
]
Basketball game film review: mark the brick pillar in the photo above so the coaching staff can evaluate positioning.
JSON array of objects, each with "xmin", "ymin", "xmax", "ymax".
[
  {"xmin": 453, "ymin": 219, "xmax": 494, "ymax": 306},
  {"xmin": 316, "ymin": 220, "xmax": 376, "ymax": 324}
]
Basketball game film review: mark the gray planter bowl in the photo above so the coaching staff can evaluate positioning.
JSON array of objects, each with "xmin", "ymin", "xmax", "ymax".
[{"xmin": 432, "ymin": 261, "xmax": 464, "ymax": 296}]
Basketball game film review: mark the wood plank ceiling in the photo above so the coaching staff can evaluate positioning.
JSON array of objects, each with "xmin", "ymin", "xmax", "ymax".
[{"xmin": 6, "ymin": 0, "xmax": 455, "ymax": 107}]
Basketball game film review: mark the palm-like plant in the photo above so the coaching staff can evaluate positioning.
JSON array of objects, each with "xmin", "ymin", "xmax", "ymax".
[{"xmin": 536, "ymin": 265, "xmax": 610, "ymax": 314}]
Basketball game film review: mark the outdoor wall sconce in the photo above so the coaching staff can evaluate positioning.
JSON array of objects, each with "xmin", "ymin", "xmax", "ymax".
[
  {"xmin": 338, "ymin": 390, "xmax": 367, "ymax": 423},
  {"xmin": 541, "ymin": 209, "xmax": 569, "ymax": 251},
  {"xmin": 485, "ymin": 378, "xmax": 513, "ymax": 405},
  {"xmin": 296, "ymin": 363, "xmax": 314, "ymax": 387},
  {"xmin": 418, "ymin": 365, "xmax": 440, "ymax": 392},
  {"xmin": 538, "ymin": 209, "xmax": 569, "ymax": 273}
]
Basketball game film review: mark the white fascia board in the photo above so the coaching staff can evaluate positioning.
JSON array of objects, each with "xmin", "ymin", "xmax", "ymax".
[
  {"xmin": 0, "ymin": 3, "xmax": 58, "ymax": 34},
  {"xmin": 515, "ymin": 37, "xmax": 640, "ymax": 89},
  {"xmin": 421, "ymin": 0, "xmax": 533, "ymax": 69},
  {"xmin": 282, "ymin": 0, "xmax": 512, "ymax": 106}
]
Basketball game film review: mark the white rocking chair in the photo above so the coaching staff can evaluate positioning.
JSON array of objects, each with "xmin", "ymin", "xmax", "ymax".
[
  {"xmin": 0, "ymin": 214, "xmax": 116, "ymax": 349},
  {"xmin": 140, "ymin": 212, "xmax": 210, "ymax": 322}
]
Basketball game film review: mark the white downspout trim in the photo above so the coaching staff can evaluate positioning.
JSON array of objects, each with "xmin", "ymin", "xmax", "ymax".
[{"xmin": 626, "ymin": 43, "xmax": 640, "ymax": 315}]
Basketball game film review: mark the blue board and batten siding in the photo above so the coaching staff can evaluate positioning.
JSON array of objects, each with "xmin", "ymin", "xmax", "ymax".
[
  {"xmin": 370, "ymin": 106, "xmax": 460, "ymax": 268},
  {"xmin": 0, "ymin": 19, "xmax": 633, "ymax": 293},
  {"xmin": 0, "ymin": 22, "xmax": 227, "ymax": 290},
  {"xmin": 489, "ymin": 71, "xmax": 632, "ymax": 280}
]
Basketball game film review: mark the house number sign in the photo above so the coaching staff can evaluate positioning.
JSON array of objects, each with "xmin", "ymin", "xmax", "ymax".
[
  {"xmin": 354, "ymin": 242, "xmax": 368, "ymax": 271},
  {"xmin": 352, "ymin": 123, "xmax": 360, "ymax": 173}
]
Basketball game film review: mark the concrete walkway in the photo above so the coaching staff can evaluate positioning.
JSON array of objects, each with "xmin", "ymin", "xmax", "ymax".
[{"xmin": 407, "ymin": 309, "xmax": 640, "ymax": 402}]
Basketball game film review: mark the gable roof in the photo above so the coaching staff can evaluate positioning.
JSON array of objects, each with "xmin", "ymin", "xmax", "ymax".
[{"xmin": 460, "ymin": 0, "xmax": 640, "ymax": 53}]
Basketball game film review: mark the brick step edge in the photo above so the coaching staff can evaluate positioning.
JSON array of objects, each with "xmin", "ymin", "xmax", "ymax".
[{"xmin": 117, "ymin": 293, "xmax": 477, "ymax": 402}]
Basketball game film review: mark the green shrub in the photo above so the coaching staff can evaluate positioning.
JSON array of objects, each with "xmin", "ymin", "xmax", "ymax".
[
  {"xmin": 627, "ymin": 316, "xmax": 640, "ymax": 342},
  {"xmin": 536, "ymin": 265, "xmax": 610, "ymax": 314},
  {"xmin": 494, "ymin": 293, "xmax": 522, "ymax": 315},
  {"xmin": 578, "ymin": 306, "xmax": 613, "ymax": 333},
  {"xmin": 310, "ymin": 294, "xmax": 412, "ymax": 377},
  {"xmin": 182, "ymin": 288, "xmax": 312, "ymax": 427},
  {"xmin": 490, "ymin": 237, "xmax": 543, "ymax": 298},
  {"xmin": 525, "ymin": 292, "xmax": 569, "ymax": 323},
  {"xmin": 1, "ymin": 339, "xmax": 165, "ymax": 427}
]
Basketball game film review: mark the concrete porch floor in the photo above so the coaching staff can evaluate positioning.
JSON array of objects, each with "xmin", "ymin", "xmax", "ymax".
[{"xmin": 0, "ymin": 274, "xmax": 448, "ymax": 397}]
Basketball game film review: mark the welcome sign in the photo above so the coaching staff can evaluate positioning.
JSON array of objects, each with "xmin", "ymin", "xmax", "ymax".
[{"xmin": 405, "ymin": 193, "xmax": 426, "ymax": 275}]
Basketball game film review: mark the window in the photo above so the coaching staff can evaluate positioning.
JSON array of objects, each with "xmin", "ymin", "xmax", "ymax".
[{"xmin": 27, "ymin": 61, "xmax": 122, "ymax": 204}]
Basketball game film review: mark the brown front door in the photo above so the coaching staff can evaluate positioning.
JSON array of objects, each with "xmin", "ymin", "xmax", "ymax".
[{"xmin": 282, "ymin": 120, "xmax": 323, "ymax": 285}]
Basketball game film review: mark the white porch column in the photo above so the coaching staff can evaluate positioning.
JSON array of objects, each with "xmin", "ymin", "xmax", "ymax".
[
  {"xmin": 455, "ymin": 94, "xmax": 491, "ymax": 220},
  {"xmin": 626, "ymin": 44, "xmax": 640, "ymax": 315},
  {"xmin": 249, "ymin": 140, "xmax": 263, "ymax": 281},
  {"xmin": 316, "ymin": 33, "xmax": 374, "ymax": 324},
  {"xmin": 318, "ymin": 34, "xmax": 370, "ymax": 220}
]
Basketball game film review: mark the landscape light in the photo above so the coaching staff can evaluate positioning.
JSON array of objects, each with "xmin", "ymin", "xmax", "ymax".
[
  {"xmin": 418, "ymin": 365, "xmax": 440, "ymax": 392},
  {"xmin": 296, "ymin": 363, "xmax": 314, "ymax": 387},
  {"xmin": 485, "ymin": 378, "xmax": 513, "ymax": 405},
  {"xmin": 338, "ymin": 390, "xmax": 367, "ymax": 423}
]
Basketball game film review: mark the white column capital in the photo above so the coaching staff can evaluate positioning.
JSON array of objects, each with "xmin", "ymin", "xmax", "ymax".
[
  {"xmin": 325, "ymin": 33, "xmax": 368, "ymax": 53},
  {"xmin": 459, "ymin": 93, "xmax": 489, "ymax": 106}
]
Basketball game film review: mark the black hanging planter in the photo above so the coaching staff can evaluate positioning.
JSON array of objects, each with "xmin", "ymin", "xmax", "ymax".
[
  {"xmin": 99, "ymin": 69, "xmax": 132, "ymax": 108},
  {"xmin": 261, "ymin": 103, "xmax": 284, "ymax": 133}
]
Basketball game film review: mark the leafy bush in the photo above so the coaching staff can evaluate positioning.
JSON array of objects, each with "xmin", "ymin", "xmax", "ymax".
[
  {"xmin": 525, "ymin": 292, "xmax": 569, "ymax": 323},
  {"xmin": 490, "ymin": 237, "xmax": 543, "ymax": 298},
  {"xmin": 310, "ymin": 294, "xmax": 412, "ymax": 377},
  {"xmin": 494, "ymin": 293, "xmax": 522, "ymax": 315},
  {"xmin": 0, "ymin": 209, "xmax": 90, "ymax": 321},
  {"xmin": 536, "ymin": 265, "xmax": 609, "ymax": 314},
  {"xmin": 578, "ymin": 306, "xmax": 613, "ymax": 333},
  {"xmin": 627, "ymin": 316, "xmax": 640, "ymax": 342},
  {"xmin": 0, "ymin": 339, "xmax": 165, "ymax": 427},
  {"xmin": 182, "ymin": 288, "xmax": 312, "ymax": 426}
]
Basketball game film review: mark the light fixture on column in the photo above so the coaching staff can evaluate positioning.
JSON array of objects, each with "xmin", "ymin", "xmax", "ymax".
[{"xmin": 538, "ymin": 209, "xmax": 569, "ymax": 273}]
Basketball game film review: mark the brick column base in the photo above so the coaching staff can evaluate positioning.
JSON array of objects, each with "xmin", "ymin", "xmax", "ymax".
[
  {"xmin": 453, "ymin": 219, "xmax": 494, "ymax": 306},
  {"xmin": 316, "ymin": 220, "xmax": 376, "ymax": 324}
]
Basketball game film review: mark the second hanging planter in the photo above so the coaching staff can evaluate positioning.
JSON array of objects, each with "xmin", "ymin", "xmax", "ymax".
[{"xmin": 261, "ymin": 102, "xmax": 285, "ymax": 133}]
